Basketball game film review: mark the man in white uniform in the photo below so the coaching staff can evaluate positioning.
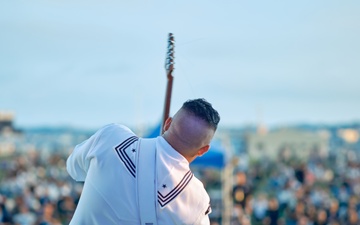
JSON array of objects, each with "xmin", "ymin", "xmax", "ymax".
[{"xmin": 66, "ymin": 98, "xmax": 220, "ymax": 225}]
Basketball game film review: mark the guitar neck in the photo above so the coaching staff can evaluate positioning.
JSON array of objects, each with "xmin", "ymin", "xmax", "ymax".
[
  {"xmin": 161, "ymin": 73, "xmax": 174, "ymax": 134},
  {"xmin": 161, "ymin": 33, "xmax": 175, "ymax": 135}
]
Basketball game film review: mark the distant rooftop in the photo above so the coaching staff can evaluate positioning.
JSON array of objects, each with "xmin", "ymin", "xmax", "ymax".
[
  {"xmin": 0, "ymin": 111, "xmax": 21, "ymax": 134},
  {"xmin": 0, "ymin": 111, "xmax": 14, "ymax": 121}
]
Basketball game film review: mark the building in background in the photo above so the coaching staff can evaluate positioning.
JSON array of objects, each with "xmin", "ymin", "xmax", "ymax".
[
  {"xmin": 246, "ymin": 129, "xmax": 329, "ymax": 161},
  {"xmin": 0, "ymin": 111, "xmax": 23, "ymax": 156},
  {"xmin": 0, "ymin": 111, "xmax": 20, "ymax": 135}
]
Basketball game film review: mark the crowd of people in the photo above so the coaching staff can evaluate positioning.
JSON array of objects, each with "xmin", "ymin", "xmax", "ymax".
[
  {"xmin": 223, "ymin": 149, "xmax": 360, "ymax": 225},
  {"xmin": 0, "ymin": 150, "xmax": 80, "ymax": 225},
  {"xmin": 1, "ymin": 142, "xmax": 360, "ymax": 225}
]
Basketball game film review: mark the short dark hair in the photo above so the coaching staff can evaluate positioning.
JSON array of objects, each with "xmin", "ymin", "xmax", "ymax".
[{"xmin": 182, "ymin": 98, "xmax": 220, "ymax": 130}]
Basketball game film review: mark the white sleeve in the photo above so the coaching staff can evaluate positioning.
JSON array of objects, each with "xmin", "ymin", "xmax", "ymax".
[
  {"xmin": 196, "ymin": 214, "xmax": 210, "ymax": 225},
  {"xmin": 194, "ymin": 204, "xmax": 211, "ymax": 225},
  {"xmin": 66, "ymin": 128, "xmax": 103, "ymax": 181}
]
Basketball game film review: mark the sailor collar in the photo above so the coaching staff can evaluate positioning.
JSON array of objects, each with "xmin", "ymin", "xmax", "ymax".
[{"xmin": 156, "ymin": 136, "xmax": 193, "ymax": 208}]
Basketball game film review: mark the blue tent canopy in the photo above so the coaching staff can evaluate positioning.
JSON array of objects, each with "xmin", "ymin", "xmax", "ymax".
[
  {"xmin": 191, "ymin": 140, "xmax": 225, "ymax": 169},
  {"xmin": 145, "ymin": 123, "xmax": 162, "ymax": 138},
  {"xmin": 145, "ymin": 123, "xmax": 225, "ymax": 169}
]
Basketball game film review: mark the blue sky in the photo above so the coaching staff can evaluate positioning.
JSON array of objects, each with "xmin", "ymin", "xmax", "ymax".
[{"xmin": 1, "ymin": 0, "xmax": 359, "ymax": 129}]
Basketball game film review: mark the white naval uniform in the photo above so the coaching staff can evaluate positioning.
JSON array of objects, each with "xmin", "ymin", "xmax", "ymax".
[{"xmin": 66, "ymin": 123, "xmax": 211, "ymax": 225}]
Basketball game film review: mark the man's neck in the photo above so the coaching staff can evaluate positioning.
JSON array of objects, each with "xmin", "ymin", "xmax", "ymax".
[{"xmin": 162, "ymin": 133, "xmax": 194, "ymax": 163}]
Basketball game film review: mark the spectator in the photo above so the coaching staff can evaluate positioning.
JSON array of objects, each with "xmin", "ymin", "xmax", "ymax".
[
  {"xmin": 327, "ymin": 199, "xmax": 340, "ymax": 223},
  {"xmin": 36, "ymin": 202, "xmax": 61, "ymax": 225},
  {"xmin": 57, "ymin": 196, "xmax": 75, "ymax": 224},
  {"xmin": 232, "ymin": 172, "xmax": 251, "ymax": 210},
  {"xmin": 313, "ymin": 208, "xmax": 328, "ymax": 225},
  {"xmin": 13, "ymin": 204, "xmax": 36, "ymax": 225},
  {"xmin": 264, "ymin": 197, "xmax": 280, "ymax": 225},
  {"xmin": 0, "ymin": 195, "xmax": 12, "ymax": 224},
  {"xmin": 344, "ymin": 207, "xmax": 359, "ymax": 225},
  {"xmin": 251, "ymin": 194, "xmax": 268, "ymax": 225}
]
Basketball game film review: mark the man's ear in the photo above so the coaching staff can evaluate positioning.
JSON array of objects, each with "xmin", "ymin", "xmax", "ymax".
[
  {"xmin": 163, "ymin": 117, "xmax": 172, "ymax": 132},
  {"xmin": 197, "ymin": 145, "xmax": 210, "ymax": 157}
]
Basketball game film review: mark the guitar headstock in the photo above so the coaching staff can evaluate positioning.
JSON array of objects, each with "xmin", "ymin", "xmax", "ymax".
[{"xmin": 165, "ymin": 33, "xmax": 175, "ymax": 77}]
